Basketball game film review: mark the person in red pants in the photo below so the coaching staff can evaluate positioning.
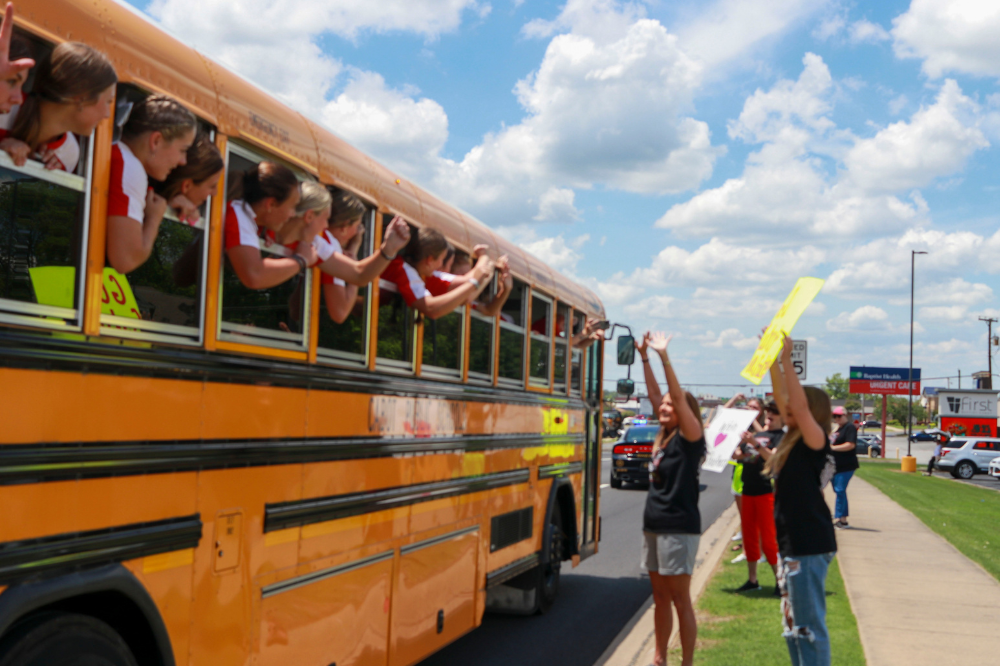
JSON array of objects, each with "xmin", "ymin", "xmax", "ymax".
[{"xmin": 734, "ymin": 401, "xmax": 783, "ymax": 595}]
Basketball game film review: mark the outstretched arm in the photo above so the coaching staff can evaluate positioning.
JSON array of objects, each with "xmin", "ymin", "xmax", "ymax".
[
  {"xmin": 317, "ymin": 217, "xmax": 410, "ymax": 286},
  {"xmin": 635, "ymin": 332, "xmax": 662, "ymax": 411},
  {"xmin": 779, "ymin": 334, "xmax": 825, "ymax": 451},
  {"xmin": 648, "ymin": 332, "xmax": 702, "ymax": 441}
]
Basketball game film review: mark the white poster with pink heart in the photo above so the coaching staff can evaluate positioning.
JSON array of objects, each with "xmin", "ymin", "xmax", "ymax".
[{"xmin": 702, "ymin": 407, "xmax": 761, "ymax": 473}]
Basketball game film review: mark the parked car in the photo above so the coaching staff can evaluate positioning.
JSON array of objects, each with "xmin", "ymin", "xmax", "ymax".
[
  {"xmin": 862, "ymin": 420, "xmax": 882, "ymax": 429},
  {"xmin": 989, "ymin": 456, "xmax": 1000, "ymax": 480},
  {"xmin": 856, "ymin": 434, "xmax": 882, "ymax": 457},
  {"xmin": 936, "ymin": 438, "xmax": 1000, "ymax": 479},
  {"xmin": 910, "ymin": 429, "xmax": 948, "ymax": 442},
  {"xmin": 602, "ymin": 410, "xmax": 623, "ymax": 439},
  {"xmin": 610, "ymin": 425, "xmax": 660, "ymax": 489}
]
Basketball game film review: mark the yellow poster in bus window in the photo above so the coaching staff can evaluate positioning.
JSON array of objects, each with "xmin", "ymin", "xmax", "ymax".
[
  {"xmin": 100, "ymin": 268, "xmax": 141, "ymax": 319},
  {"xmin": 740, "ymin": 277, "xmax": 824, "ymax": 385}
]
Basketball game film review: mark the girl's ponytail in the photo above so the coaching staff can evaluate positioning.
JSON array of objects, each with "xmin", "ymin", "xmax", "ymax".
[
  {"xmin": 121, "ymin": 94, "xmax": 196, "ymax": 142},
  {"xmin": 240, "ymin": 161, "xmax": 298, "ymax": 205}
]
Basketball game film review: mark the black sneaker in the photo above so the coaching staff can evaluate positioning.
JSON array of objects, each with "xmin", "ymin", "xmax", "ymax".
[
  {"xmin": 774, "ymin": 584, "xmax": 781, "ymax": 597},
  {"xmin": 735, "ymin": 580, "xmax": 760, "ymax": 592}
]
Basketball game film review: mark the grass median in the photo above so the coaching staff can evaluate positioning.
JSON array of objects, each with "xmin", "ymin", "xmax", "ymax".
[
  {"xmin": 669, "ymin": 553, "xmax": 865, "ymax": 665},
  {"xmin": 856, "ymin": 459, "xmax": 1000, "ymax": 583}
]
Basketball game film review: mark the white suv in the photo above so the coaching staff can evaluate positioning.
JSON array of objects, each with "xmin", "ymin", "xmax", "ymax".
[
  {"xmin": 937, "ymin": 438, "xmax": 1000, "ymax": 479},
  {"xmin": 989, "ymin": 456, "xmax": 1000, "ymax": 480}
]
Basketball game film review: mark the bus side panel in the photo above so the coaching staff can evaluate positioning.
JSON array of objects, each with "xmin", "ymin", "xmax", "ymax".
[
  {"xmin": 188, "ymin": 466, "xmax": 303, "ymax": 666},
  {"xmin": 389, "ymin": 531, "xmax": 479, "ymax": 666},
  {"xmin": 257, "ymin": 557, "xmax": 392, "ymax": 666},
  {"xmin": 123, "ymin": 557, "xmax": 195, "ymax": 666}
]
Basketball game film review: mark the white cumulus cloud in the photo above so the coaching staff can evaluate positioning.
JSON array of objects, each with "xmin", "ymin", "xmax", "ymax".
[{"xmin": 892, "ymin": 0, "xmax": 1000, "ymax": 78}]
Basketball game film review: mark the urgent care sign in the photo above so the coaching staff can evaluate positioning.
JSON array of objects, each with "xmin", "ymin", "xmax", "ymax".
[{"xmin": 849, "ymin": 367, "xmax": 921, "ymax": 395}]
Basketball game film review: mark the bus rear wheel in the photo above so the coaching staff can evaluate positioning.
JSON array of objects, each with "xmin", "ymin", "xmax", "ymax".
[
  {"xmin": 536, "ymin": 508, "xmax": 564, "ymax": 615},
  {"xmin": 0, "ymin": 612, "xmax": 138, "ymax": 666}
]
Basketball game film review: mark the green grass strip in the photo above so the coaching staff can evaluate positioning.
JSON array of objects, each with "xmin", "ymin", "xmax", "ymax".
[
  {"xmin": 671, "ymin": 552, "xmax": 865, "ymax": 665},
  {"xmin": 856, "ymin": 460, "xmax": 1000, "ymax": 582}
]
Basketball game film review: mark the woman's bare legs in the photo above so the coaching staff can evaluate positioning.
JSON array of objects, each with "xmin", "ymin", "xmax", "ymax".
[{"xmin": 649, "ymin": 572, "xmax": 697, "ymax": 666}]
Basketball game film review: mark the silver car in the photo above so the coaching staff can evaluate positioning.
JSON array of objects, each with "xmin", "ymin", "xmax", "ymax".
[
  {"xmin": 936, "ymin": 438, "xmax": 1000, "ymax": 479},
  {"xmin": 989, "ymin": 456, "xmax": 1000, "ymax": 480}
]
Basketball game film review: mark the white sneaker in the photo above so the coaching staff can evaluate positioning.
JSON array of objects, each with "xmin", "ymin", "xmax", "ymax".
[
  {"xmin": 731, "ymin": 532, "xmax": 743, "ymax": 542},
  {"xmin": 731, "ymin": 553, "xmax": 747, "ymax": 563}
]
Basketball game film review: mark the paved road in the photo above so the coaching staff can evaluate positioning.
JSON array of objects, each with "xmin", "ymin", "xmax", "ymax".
[{"xmin": 418, "ymin": 442, "xmax": 734, "ymax": 666}]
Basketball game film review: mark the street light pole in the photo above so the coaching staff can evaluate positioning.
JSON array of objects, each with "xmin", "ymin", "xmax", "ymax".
[
  {"xmin": 979, "ymin": 317, "xmax": 997, "ymax": 390},
  {"xmin": 907, "ymin": 250, "xmax": 927, "ymax": 457}
]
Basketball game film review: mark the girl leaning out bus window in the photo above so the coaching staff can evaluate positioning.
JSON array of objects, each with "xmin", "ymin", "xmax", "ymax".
[
  {"xmin": 152, "ymin": 132, "xmax": 224, "ymax": 225},
  {"xmin": 764, "ymin": 335, "xmax": 836, "ymax": 666},
  {"xmin": 0, "ymin": 41, "xmax": 116, "ymax": 171},
  {"xmin": 105, "ymin": 94, "xmax": 197, "ymax": 274},
  {"xmin": 224, "ymin": 161, "xmax": 312, "ymax": 289},
  {"xmin": 0, "ymin": 4, "xmax": 34, "ymax": 115},
  {"xmin": 381, "ymin": 227, "xmax": 493, "ymax": 320}
]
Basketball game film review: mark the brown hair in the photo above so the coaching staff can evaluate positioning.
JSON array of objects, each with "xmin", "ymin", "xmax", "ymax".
[
  {"xmin": 9, "ymin": 35, "xmax": 31, "ymax": 63},
  {"xmin": 153, "ymin": 132, "xmax": 223, "ymax": 200},
  {"xmin": 12, "ymin": 42, "xmax": 117, "ymax": 145},
  {"xmin": 328, "ymin": 187, "xmax": 367, "ymax": 228},
  {"xmin": 238, "ymin": 161, "xmax": 298, "ymax": 206},
  {"xmin": 404, "ymin": 227, "xmax": 449, "ymax": 265},
  {"xmin": 653, "ymin": 391, "xmax": 703, "ymax": 451},
  {"xmin": 763, "ymin": 386, "xmax": 831, "ymax": 477},
  {"xmin": 121, "ymin": 93, "xmax": 196, "ymax": 142}
]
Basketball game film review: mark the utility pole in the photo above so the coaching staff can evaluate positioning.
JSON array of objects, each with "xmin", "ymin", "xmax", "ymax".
[
  {"xmin": 979, "ymin": 317, "xmax": 997, "ymax": 389},
  {"xmin": 907, "ymin": 250, "xmax": 927, "ymax": 457}
]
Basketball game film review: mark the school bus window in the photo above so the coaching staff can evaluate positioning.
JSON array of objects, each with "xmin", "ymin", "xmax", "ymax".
[
  {"xmin": 100, "ymin": 85, "xmax": 217, "ymax": 344},
  {"xmin": 317, "ymin": 206, "xmax": 374, "ymax": 365},
  {"xmin": 529, "ymin": 293, "xmax": 551, "ymax": 387},
  {"xmin": 467, "ymin": 273, "xmax": 495, "ymax": 382},
  {"xmin": 554, "ymin": 302, "xmax": 569, "ymax": 392},
  {"xmin": 375, "ymin": 214, "xmax": 415, "ymax": 372},
  {"xmin": 586, "ymin": 339, "xmax": 601, "ymax": 400},
  {"xmin": 422, "ymin": 304, "xmax": 464, "ymax": 379},
  {"xmin": 497, "ymin": 279, "xmax": 526, "ymax": 386},
  {"xmin": 218, "ymin": 145, "xmax": 311, "ymax": 351},
  {"xmin": 0, "ymin": 31, "xmax": 97, "ymax": 330}
]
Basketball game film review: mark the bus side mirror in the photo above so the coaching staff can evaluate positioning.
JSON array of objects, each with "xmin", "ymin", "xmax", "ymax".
[
  {"xmin": 617, "ymin": 335, "xmax": 635, "ymax": 366},
  {"xmin": 617, "ymin": 378, "xmax": 634, "ymax": 397}
]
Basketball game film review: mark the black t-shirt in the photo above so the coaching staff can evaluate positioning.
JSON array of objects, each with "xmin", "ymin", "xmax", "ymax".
[
  {"xmin": 832, "ymin": 422, "xmax": 859, "ymax": 472},
  {"xmin": 774, "ymin": 439, "xmax": 837, "ymax": 556},
  {"xmin": 643, "ymin": 430, "xmax": 706, "ymax": 534},
  {"xmin": 741, "ymin": 429, "xmax": 783, "ymax": 496}
]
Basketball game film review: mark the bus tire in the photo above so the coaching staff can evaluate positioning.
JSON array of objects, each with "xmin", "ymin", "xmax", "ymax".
[
  {"xmin": 0, "ymin": 611, "xmax": 138, "ymax": 666},
  {"xmin": 536, "ymin": 508, "xmax": 564, "ymax": 615}
]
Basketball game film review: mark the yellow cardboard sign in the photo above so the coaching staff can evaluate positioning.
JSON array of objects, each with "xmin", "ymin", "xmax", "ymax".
[
  {"xmin": 100, "ymin": 268, "xmax": 141, "ymax": 319},
  {"xmin": 740, "ymin": 277, "xmax": 824, "ymax": 385}
]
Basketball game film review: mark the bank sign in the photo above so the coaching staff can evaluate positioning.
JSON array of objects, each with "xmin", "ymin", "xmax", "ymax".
[
  {"xmin": 937, "ymin": 390, "xmax": 998, "ymax": 418},
  {"xmin": 849, "ymin": 367, "xmax": 921, "ymax": 395}
]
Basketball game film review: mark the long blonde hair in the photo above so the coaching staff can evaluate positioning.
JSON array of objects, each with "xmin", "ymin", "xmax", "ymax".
[
  {"xmin": 763, "ymin": 386, "xmax": 831, "ymax": 477},
  {"xmin": 653, "ymin": 391, "xmax": 702, "ymax": 451}
]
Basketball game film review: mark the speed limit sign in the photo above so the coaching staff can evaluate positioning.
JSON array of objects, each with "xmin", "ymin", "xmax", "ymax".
[{"xmin": 790, "ymin": 340, "xmax": 807, "ymax": 380}]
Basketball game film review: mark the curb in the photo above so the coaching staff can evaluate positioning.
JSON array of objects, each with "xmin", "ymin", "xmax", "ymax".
[{"xmin": 597, "ymin": 503, "xmax": 741, "ymax": 666}]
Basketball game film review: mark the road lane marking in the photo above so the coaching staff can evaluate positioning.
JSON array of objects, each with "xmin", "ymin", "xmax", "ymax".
[{"xmin": 600, "ymin": 483, "xmax": 610, "ymax": 488}]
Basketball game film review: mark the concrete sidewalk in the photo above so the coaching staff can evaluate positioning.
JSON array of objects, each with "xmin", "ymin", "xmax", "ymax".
[{"xmin": 830, "ymin": 476, "xmax": 1000, "ymax": 666}]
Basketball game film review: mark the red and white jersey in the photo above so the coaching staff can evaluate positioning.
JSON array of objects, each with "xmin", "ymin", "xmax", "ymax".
[
  {"xmin": 224, "ymin": 199, "xmax": 261, "ymax": 250},
  {"xmin": 0, "ymin": 102, "xmax": 81, "ymax": 172},
  {"xmin": 108, "ymin": 143, "xmax": 148, "ymax": 223},
  {"xmin": 317, "ymin": 230, "xmax": 346, "ymax": 287},
  {"xmin": 382, "ymin": 257, "xmax": 454, "ymax": 306}
]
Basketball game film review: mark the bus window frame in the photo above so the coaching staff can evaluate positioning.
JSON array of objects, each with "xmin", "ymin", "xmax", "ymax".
[
  {"xmin": 420, "ymin": 304, "xmax": 465, "ymax": 381},
  {"xmin": 553, "ymin": 301, "xmax": 570, "ymax": 394},
  {"xmin": 0, "ymin": 135, "xmax": 93, "ymax": 332},
  {"xmin": 98, "ymin": 89, "xmax": 216, "ymax": 346},
  {"xmin": 216, "ymin": 140, "xmax": 313, "ymax": 353},
  {"xmin": 570, "ymin": 307, "xmax": 584, "ymax": 396},
  {"xmin": 496, "ymin": 279, "xmax": 527, "ymax": 390},
  {"xmin": 466, "ymin": 272, "xmax": 496, "ymax": 385},
  {"xmin": 315, "ymin": 206, "xmax": 376, "ymax": 368},
  {"xmin": 528, "ymin": 291, "xmax": 553, "ymax": 390}
]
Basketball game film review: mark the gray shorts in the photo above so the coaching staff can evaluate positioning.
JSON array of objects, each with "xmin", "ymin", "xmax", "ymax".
[{"xmin": 642, "ymin": 531, "xmax": 699, "ymax": 576}]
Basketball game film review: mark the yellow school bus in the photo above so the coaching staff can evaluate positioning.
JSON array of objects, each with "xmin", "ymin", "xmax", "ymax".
[{"xmin": 0, "ymin": 2, "xmax": 606, "ymax": 665}]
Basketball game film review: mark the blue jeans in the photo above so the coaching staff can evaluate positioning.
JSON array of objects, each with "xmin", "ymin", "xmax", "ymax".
[
  {"xmin": 832, "ymin": 471, "xmax": 853, "ymax": 519},
  {"xmin": 778, "ymin": 552, "xmax": 834, "ymax": 666}
]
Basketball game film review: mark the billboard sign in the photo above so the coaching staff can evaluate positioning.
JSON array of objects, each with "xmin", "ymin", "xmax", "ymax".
[
  {"xmin": 940, "ymin": 417, "xmax": 997, "ymax": 438},
  {"xmin": 849, "ymin": 367, "xmax": 921, "ymax": 395},
  {"xmin": 937, "ymin": 390, "xmax": 998, "ymax": 418}
]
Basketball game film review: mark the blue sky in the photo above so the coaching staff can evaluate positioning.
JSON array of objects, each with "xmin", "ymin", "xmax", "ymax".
[{"xmin": 128, "ymin": 0, "xmax": 1000, "ymax": 397}]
